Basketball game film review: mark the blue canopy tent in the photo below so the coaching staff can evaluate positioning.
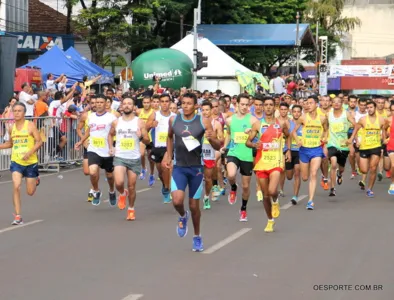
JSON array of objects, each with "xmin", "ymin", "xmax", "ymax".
[
  {"xmin": 197, "ymin": 24, "xmax": 315, "ymax": 47},
  {"xmin": 21, "ymin": 45, "xmax": 86, "ymax": 87},
  {"xmin": 64, "ymin": 47, "xmax": 114, "ymax": 84}
]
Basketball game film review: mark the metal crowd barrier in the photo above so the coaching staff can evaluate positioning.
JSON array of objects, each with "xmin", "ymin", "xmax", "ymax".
[{"xmin": 0, "ymin": 116, "xmax": 83, "ymax": 172}]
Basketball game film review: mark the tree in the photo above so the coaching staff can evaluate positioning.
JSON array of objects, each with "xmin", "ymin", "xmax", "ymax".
[
  {"xmin": 64, "ymin": 0, "xmax": 79, "ymax": 34},
  {"xmin": 303, "ymin": 0, "xmax": 361, "ymax": 61}
]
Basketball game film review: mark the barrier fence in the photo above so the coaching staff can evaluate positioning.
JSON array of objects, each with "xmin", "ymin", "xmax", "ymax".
[{"xmin": 0, "ymin": 117, "xmax": 84, "ymax": 172}]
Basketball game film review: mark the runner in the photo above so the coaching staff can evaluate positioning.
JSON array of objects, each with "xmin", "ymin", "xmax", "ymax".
[
  {"xmin": 350, "ymin": 101, "xmax": 385, "ymax": 197},
  {"xmin": 146, "ymin": 94, "xmax": 176, "ymax": 203},
  {"xmin": 75, "ymin": 94, "xmax": 117, "ymax": 206},
  {"xmin": 292, "ymin": 95, "xmax": 328, "ymax": 210},
  {"xmin": 347, "ymin": 95, "xmax": 359, "ymax": 178},
  {"xmin": 162, "ymin": 93, "xmax": 220, "ymax": 252},
  {"xmin": 136, "ymin": 96, "xmax": 155, "ymax": 184},
  {"xmin": 286, "ymin": 105, "xmax": 303, "ymax": 204},
  {"xmin": 0, "ymin": 102, "xmax": 42, "ymax": 225},
  {"xmin": 108, "ymin": 97, "xmax": 150, "ymax": 220},
  {"xmin": 250, "ymin": 95, "xmax": 265, "ymax": 202},
  {"xmin": 278, "ymin": 102, "xmax": 290, "ymax": 197},
  {"xmin": 384, "ymin": 101, "xmax": 394, "ymax": 194},
  {"xmin": 376, "ymin": 96, "xmax": 390, "ymax": 181},
  {"xmin": 222, "ymin": 93, "xmax": 259, "ymax": 221},
  {"xmin": 317, "ymin": 95, "xmax": 331, "ymax": 190},
  {"xmin": 326, "ymin": 97, "xmax": 355, "ymax": 196},
  {"xmin": 352, "ymin": 99, "xmax": 368, "ymax": 188},
  {"xmin": 76, "ymin": 96, "xmax": 97, "ymax": 202},
  {"xmin": 246, "ymin": 97, "xmax": 290, "ymax": 232},
  {"xmin": 200, "ymin": 100, "xmax": 223, "ymax": 209}
]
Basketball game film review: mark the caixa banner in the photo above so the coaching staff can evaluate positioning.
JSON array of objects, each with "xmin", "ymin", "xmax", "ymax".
[{"xmin": 11, "ymin": 32, "xmax": 74, "ymax": 53}]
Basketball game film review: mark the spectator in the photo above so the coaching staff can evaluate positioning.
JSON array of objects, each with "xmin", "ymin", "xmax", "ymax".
[
  {"xmin": 46, "ymin": 73, "xmax": 64, "ymax": 90},
  {"xmin": 34, "ymin": 91, "xmax": 49, "ymax": 118},
  {"xmin": 18, "ymin": 83, "xmax": 35, "ymax": 118}
]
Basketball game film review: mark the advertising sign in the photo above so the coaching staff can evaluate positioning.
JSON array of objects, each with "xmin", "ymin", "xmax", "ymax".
[{"xmin": 11, "ymin": 32, "xmax": 74, "ymax": 53}]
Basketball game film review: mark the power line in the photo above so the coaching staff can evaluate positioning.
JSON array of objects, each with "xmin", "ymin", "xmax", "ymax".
[{"xmin": 0, "ymin": 1, "xmax": 29, "ymax": 13}]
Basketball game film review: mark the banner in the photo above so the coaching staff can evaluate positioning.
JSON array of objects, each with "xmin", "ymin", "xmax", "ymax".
[
  {"xmin": 329, "ymin": 65, "xmax": 394, "ymax": 78},
  {"xmin": 0, "ymin": 35, "xmax": 18, "ymax": 111}
]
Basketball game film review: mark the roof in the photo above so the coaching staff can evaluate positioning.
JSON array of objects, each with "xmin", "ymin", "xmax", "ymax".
[
  {"xmin": 29, "ymin": 0, "xmax": 68, "ymax": 34},
  {"xmin": 196, "ymin": 24, "xmax": 315, "ymax": 47},
  {"xmin": 171, "ymin": 34, "xmax": 252, "ymax": 78}
]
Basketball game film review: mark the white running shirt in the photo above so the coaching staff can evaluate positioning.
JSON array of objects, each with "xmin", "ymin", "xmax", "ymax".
[
  {"xmin": 87, "ymin": 112, "xmax": 117, "ymax": 157},
  {"xmin": 202, "ymin": 119, "xmax": 216, "ymax": 160},
  {"xmin": 115, "ymin": 116, "xmax": 141, "ymax": 160},
  {"xmin": 154, "ymin": 111, "xmax": 176, "ymax": 148}
]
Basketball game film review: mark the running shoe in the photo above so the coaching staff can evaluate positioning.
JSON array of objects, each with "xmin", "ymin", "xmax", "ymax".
[
  {"xmin": 11, "ymin": 214, "xmax": 23, "ymax": 225},
  {"xmin": 271, "ymin": 199, "xmax": 280, "ymax": 218},
  {"xmin": 336, "ymin": 170, "xmax": 343, "ymax": 185},
  {"xmin": 378, "ymin": 172, "xmax": 383, "ymax": 182},
  {"xmin": 36, "ymin": 176, "xmax": 40, "ymax": 187},
  {"xmin": 322, "ymin": 179, "xmax": 329, "ymax": 190},
  {"xmin": 87, "ymin": 192, "xmax": 93, "ymax": 202},
  {"xmin": 148, "ymin": 174, "xmax": 155, "ymax": 186},
  {"xmin": 118, "ymin": 190, "xmax": 128, "ymax": 210},
  {"xmin": 203, "ymin": 196, "xmax": 211, "ymax": 210},
  {"xmin": 329, "ymin": 188, "xmax": 336, "ymax": 197},
  {"xmin": 126, "ymin": 208, "xmax": 136, "ymax": 221},
  {"xmin": 264, "ymin": 220, "xmax": 275, "ymax": 233},
  {"xmin": 211, "ymin": 185, "xmax": 221, "ymax": 201},
  {"xmin": 359, "ymin": 180, "xmax": 365, "ymax": 190},
  {"xmin": 177, "ymin": 211, "xmax": 189, "ymax": 238},
  {"xmin": 92, "ymin": 191, "xmax": 101, "ymax": 206},
  {"xmin": 239, "ymin": 210, "xmax": 248, "ymax": 222},
  {"xmin": 388, "ymin": 184, "xmax": 394, "ymax": 195},
  {"xmin": 223, "ymin": 177, "xmax": 228, "ymax": 185},
  {"xmin": 228, "ymin": 186, "xmax": 237, "ymax": 205},
  {"xmin": 162, "ymin": 188, "xmax": 171, "ymax": 204},
  {"xmin": 220, "ymin": 187, "xmax": 226, "ymax": 196},
  {"xmin": 278, "ymin": 190, "xmax": 285, "ymax": 197},
  {"xmin": 350, "ymin": 172, "xmax": 357, "ymax": 179},
  {"xmin": 366, "ymin": 189, "xmax": 374, "ymax": 198},
  {"xmin": 109, "ymin": 191, "xmax": 117, "ymax": 207},
  {"xmin": 257, "ymin": 191, "xmax": 263, "ymax": 202},
  {"xmin": 306, "ymin": 200, "xmax": 314, "ymax": 210},
  {"xmin": 291, "ymin": 196, "xmax": 298, "ymax": 205},
  {"xmin": 192, "ymin": 236, "xmax": 204, "ymax": 252},
  {"xmin": 386, "ymin": 170, "xmax": 391, "ymax": 178},
  {"xmin": 139, "ymin": 169, "xmax": 146, "ymax": 180}
]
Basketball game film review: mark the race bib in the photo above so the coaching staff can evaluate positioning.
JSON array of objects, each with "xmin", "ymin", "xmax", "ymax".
[
  {"xmin": 234, "ymin": 132, "xmax": 248, "ymax": 144},
  {"xmin": 158, "ymin": 132, "xmax": 168, "ymax": 143},
  {"xmin": 182, "ymin": 136, "xmax": 200, "ymax": 152},
  {"xmin": 332, "ymin": 123, "xmax": 344, "ymax": 133},
  {"xmin": 91, "ymin": 137, "xmax": 105, "ymax": 148},
  {"xmin": 120, "ymin": 138, "xmax": 135, "ymax": 150},
  {"xmin": 365, "ymin": 134, "xmax": 379, "ymax": 146},
  {"xmin": 262, "ymin": 151, "xmax": 281, "ymax": 169}
]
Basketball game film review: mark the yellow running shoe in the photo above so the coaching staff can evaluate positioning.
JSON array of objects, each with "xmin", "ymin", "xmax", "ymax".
[
  {"xmin": 87, "ymin": 192, "xmax": 93, "ymax": 202},
  {"xmin": 264, "ymin": 220, "xmax": 275, "ymax": 232},
  {"xmin": 256, "ymin": 191, "xmax": 263, "ymax": 202},
  {"xmin": 271, "ymin": 200, "xmax": 280, "ymax": 218}
]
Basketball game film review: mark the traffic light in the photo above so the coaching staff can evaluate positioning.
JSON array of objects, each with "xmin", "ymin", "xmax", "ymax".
[{"xmin": 196, "ymin": 51, "xmax": 208, "ymax": 70}]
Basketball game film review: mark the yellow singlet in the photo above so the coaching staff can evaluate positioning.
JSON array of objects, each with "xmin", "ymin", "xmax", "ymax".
[
  {"xmin": 11, "ymin": 120, "xmax": 38, "ymax": 166},
  {"xmin": 360, "ymin": 116, "xmax": 381, "ymax": 150},
  {"xmin": 302, "ymin": 113, "xmax": 323, "ymax": 148},
  {"xmin": 139, "ymin": 108, "xmax": 153, "ymax": 123},
  {"xmin": 377, "ymin": 110, "xmax": 388, "ymax": 118}
]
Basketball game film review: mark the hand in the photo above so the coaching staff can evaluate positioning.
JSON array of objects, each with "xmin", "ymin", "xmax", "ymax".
[
  {"xmin": 254, "ymin": 141, "xmax": 261, "ymax": 149},
  {"xmin": 285, "ymin": 150, "xmax": 291, "ymax": 162},
  {"xmin": 383, "ymin": 138, "xmax": 389, "ymax": 145},
  {"xmin": 161, "ymin": 153, "xmax": 172, "ymax": 169},
  {"xmin": 153, "ymin": 121, "xmax": 159, "ymax": 128},
  {"xmin": 22, "ymin": 151, "xmax": 32, "ymax": 161},
  {"xmin": 321, "ymin": 138, "xmax": 327, "ymax": 144},
  {"xmin": 75, "ymin": 141, "xmax": 82, "ymax": 150},
  {"xmin": 136, "ymin": 128, "xmax": 142, "ymax": 138},
  {"xmin": 297, "ymin": 139, "xmax": 303, "ymax": 148},
  {"xmin": 205, "ymin": 129, "xmax": 213, "ymax": 139},
  {"xmin": 219, "ymin": 147, "xmax": 226, "ymax": 154},
  {"xmin": 244, "ymin": 128, "xmax": 252, "ymax": 134},
  {"xmin": 356, "ymin": 141, "xmax": 360, "ymax": 148},
  {"xmin": 109, "ymin": 148, "xmax": 115, "ymax": 156},
  {"xmin": 346, "ymin": 138, "xmax": 353, "ymax": 145}
]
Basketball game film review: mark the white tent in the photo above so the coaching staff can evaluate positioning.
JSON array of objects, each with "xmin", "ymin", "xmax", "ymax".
[{"xmin": 171, "ymin": 34, "xmax": 251, "ymax": 95}]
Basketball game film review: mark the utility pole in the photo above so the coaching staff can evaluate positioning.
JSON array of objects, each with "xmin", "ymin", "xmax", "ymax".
[
  {"xmin": 295, "ymin": 11, "xmax": 300, "ymax": 77},
  {"xmin": 180, "ymin": 14, "xmax": 184, "ymax": 40},
  {"xmin": 319, "ymin": 36, "xmax": 328, "ymax": 96},
  {"xmin": 315, "ymin": 21, "xmax": 319, "ymax": 73},
  {"xmin": 193, "ymin": 0, "xmax": 202, "ymax": 90}
]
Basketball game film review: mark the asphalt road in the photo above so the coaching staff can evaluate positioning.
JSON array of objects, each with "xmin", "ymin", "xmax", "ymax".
[{"xmin": 0, "ymin": 167, "xmax": 393, "ymax": 300}]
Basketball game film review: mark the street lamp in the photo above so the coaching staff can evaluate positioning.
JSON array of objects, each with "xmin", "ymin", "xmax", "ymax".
[{"xmin": 110, "ymin": 54, "xmax": 117, "ymax": 76}]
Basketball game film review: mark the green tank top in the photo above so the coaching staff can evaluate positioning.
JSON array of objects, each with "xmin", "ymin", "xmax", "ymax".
[
  {"xmin": 228, "ymin": 114, "xmax": 253, "ymax": 162},
  {"xmin": 327, "ymin": 110, "xmax": 350, "ymax": 150}
]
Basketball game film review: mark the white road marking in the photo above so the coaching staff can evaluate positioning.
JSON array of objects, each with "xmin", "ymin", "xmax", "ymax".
[
  {"xmin": 203, "ymin": 228, "xmax": 252, "ymax": 254},
  {"xmin": 280, "ymin": 194, "xmax": 307, "ymax": 210},
  {"xmin": 103, "ymin": 188, "xmax": 152, "ymax": 203},
  {"xmin": 121, "ymin": 294, "xmax": 144, "ymax": 300},
  {"xmin": 0, "ymin": 220, "xmax": 43, "ymax": 234},
  {"xmin": 0, "ymin": 167, "xmax": 81, "ymax": 185}
]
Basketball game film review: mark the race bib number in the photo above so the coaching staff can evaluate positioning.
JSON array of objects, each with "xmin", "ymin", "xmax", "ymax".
[
  {"xmin": 182, "ymin": 136, "xmax": 200, "ymax": 152},
  {"xmin": 234, "ymin": 132, "xmax": 248, "ymax": 144},
  {"xmin": 158, "ymin": 132, "xmax": 168, "ymax": 143},
  {"xmin": 261, "ymin": 151, "xmax": 281, "ymax": 169},
  {"xmin": 120, "ymin": 138, "xmax": 135, "ymax": 150},
  {"xmin": 365, "ymin": 134, "xmax": 380, "ymax": 146},
  {"xmin": 332, "ymin": 123, "xmax": 344, "ymax": 133},
  {"xmin": 91, "ymin": 137, "xmax": 105, "ymax": 148}
]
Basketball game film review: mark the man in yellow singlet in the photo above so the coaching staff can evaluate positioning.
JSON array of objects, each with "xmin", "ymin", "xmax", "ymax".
[
  {"xmin": 350, "ymin": 101, "xmax": 385, "ymax": 198},
  {"xmin": 376, "ymin": 96, "xmax": 390, "ymax": 181},
  {"xmin": 317, "ymin": 95, "xmax": 331, "ymax": 190},
  {"xmin": 292, "ymin": 95, "xmax": 328, "ymax": 210},
  {"xmin": 0, "ymin": 102, "xmax": 43, "ymax": 225}
]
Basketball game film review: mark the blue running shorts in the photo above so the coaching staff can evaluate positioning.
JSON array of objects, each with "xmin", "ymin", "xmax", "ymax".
[{"xmin": 171, "ymin": 166, "xmax": 204, "ymax": 200}]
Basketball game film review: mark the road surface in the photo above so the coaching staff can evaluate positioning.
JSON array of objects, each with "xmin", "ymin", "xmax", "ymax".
[{"xmin": 0, "ymin": 167, "xmax": 393, "ymax": 300}]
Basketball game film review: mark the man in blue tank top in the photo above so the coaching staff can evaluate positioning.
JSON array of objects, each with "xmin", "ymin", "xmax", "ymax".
[{"xmin": 162, "ymin": 93, "xmax": 221, "ymax": 252}]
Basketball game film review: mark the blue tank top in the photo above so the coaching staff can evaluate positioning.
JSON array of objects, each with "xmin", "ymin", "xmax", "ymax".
[
  {"xmin": 288, "ymin": 119, "xmax": 302, "ymax": 152},
  {"xmin": 172, "ymin": 114, "xmax": 205, "ymax": 167}
]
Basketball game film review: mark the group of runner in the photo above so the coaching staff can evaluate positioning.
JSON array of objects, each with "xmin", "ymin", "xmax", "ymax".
[{"xmin": 2, "ymin": 91, "xmax": 394, "ymax": 252}]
